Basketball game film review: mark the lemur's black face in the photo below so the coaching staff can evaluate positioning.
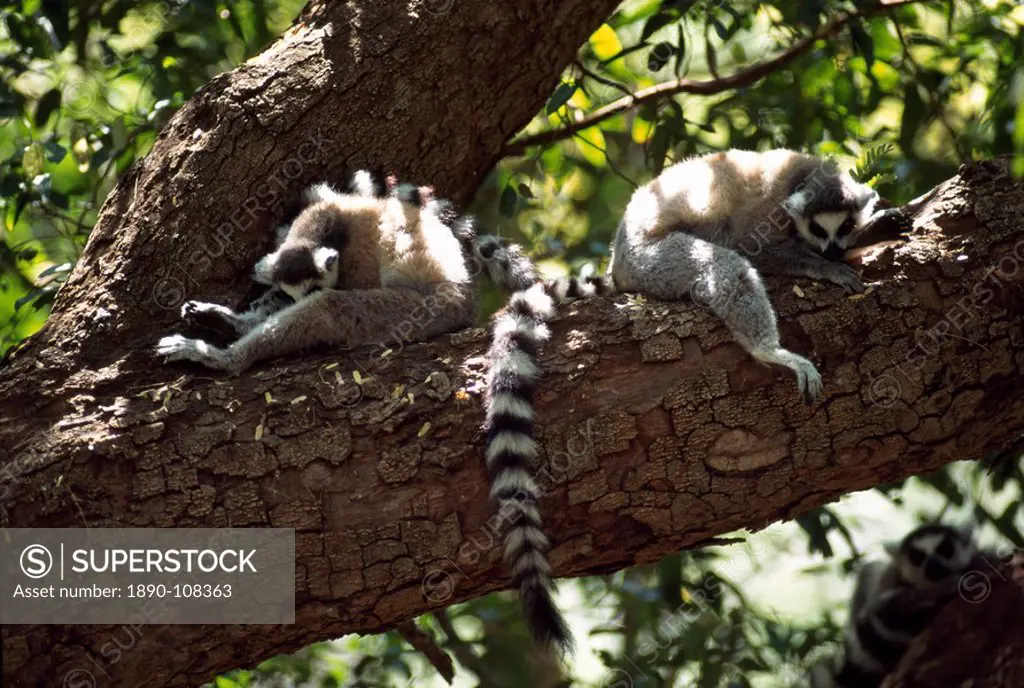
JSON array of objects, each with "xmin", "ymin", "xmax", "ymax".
[
  {"xmin": 807, "ymin": 215, "xmax": 857, "ymax": 261},
  {"xmin": 253, "ymin": 244, "xmax": 340, "ymax": 301},
  {"xmin": 786, "ymin": 174, "xmax": 881, "ymax": 260},
  {"xmin": 893, "ymin": 524, "xmax": 976, "ymax": 587}
]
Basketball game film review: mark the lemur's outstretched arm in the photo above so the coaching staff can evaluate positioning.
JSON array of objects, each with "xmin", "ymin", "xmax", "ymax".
[
  {"xmin": 744, "ymin": 241, "xmax": 865, "ymax": 293},
  {"xmin": 621, "ymin": 231, "xmax": 822, "ymax": 402},
  {"xmin": 181, "ymin": 288, "xmax": 294, "ymax": 337},
  {"xmin": 157, "ymin": 285, "xmax": 475, "ymax": 374}
]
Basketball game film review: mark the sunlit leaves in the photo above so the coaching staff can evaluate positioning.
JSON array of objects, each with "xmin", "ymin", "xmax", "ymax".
[
  {"xmin": 575, "ymin": 126, "xmax": 608, "ymax": 168},
  {"xmin": 22, "ymin": 143, "xmax": 45, "ymax": 178},
  {"xmin": 590, "ymin": 23, "xmax": 623, "ymax": 62}
]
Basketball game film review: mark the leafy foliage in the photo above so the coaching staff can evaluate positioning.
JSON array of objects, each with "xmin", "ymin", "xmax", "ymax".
[{"xmin": 2, "ymin": 1, "xmax": 1023, "ymax": 686}]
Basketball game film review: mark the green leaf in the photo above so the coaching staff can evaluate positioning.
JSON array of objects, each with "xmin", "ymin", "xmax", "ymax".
[
  {"xmin": 14, "ymin": 291, "xmax": 39, "ymax": 311},
  {"xmin": 710, "ymin": 17, "xmax": 728, "ymax": 41},
  {"xmin": 849, "ymin": 22, "xmax": 875, "ymax": 69},
  {"xmin": 23, "ymin": 143, "xmax": 45, "ymax": 177},
  {"xmin": 641, "ymin": 11, "xmax": 674, "ymax": 41},
  {"xmin": 43, "ymin": 142, "xmax": 66, "ymax": 162},
  {"xmin": 705, "ymin": 33, "xmax": 718, "ymax": 75},
  {"xmin": 546, "ymin": 81, "xmax": 577, "ymax": 115},
  {"xmin": 499, "ymin": 185, "xmax": 518, "ymax": 217},
  {"xmin": 34, "ymin": 88, "xmax": 60, "ymax": 126},
  {"xmin": 648, "ymin": 124, "xmax": 669, "ymax": 176},
  {"xmin": 648, "ymin": 42, "xmax": 672, "ymax": 71}
]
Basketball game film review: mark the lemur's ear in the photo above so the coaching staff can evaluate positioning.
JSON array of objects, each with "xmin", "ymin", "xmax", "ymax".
[
  {"xmin": 782, "ymin": 188, "xmax": 811, "ymax": 216},
  {"xmin": 253, "ymin": 251, "xmax": 278, "ymax": 284},
  {"xmin": 314, "ymin": 247, "xmax": 339, "ymax": 274}
]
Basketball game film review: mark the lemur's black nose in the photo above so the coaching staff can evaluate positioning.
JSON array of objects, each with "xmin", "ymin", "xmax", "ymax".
[{"xmin": 823, "ymin": 244, "xmax": 845, "ymax": 261}]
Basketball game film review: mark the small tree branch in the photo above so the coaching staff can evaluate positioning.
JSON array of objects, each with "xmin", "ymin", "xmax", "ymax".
[
  {"xmin": 396, "ymin": 621, "xmax": 455, "ymax": 684},
  {"xmin": 434, "ymin": 611, "xmax": 502, "ymax": 688},
  {"xmin": 502, "ymin": 0, "xmax": 930, "ymax": 157}
]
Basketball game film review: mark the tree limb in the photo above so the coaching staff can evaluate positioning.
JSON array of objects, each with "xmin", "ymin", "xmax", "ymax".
[
  {"xmin": 1, "ymin": 0, "xmax": 1023, "ymax": 682},
  {"xmin": 502, "ymin": 0, "xmax": 930, "ymax": 157},
  {"xmin": 2, "ymin": 158, "xmax": 1023, "ymax": 686}
]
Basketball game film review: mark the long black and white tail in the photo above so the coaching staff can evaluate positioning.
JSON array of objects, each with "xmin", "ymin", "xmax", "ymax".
[
  {"xmin": 479, "ymin": 241, "xmax": 616, "ymax": 654},
  {"xmin": 474, "ymin": 234, "xmax": 617, "ymax": 299},
  {"xmin": 483, "ymin": 280, "xmax": 573, "ymax": 652},
  {"xmin": 543, "ymin": 263, "xmax": 617, "ymax": 301}
]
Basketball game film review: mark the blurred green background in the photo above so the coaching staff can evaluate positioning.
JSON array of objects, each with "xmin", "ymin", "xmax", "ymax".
[{"xmin": 1, "ymin": 0, "xmax": 1022, "ymax": 686}]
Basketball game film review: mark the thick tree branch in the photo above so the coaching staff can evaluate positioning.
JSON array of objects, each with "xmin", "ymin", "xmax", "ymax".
[
  {"xmin": 2, "ymin": 159, "xmax": 1023, "ymax": 686},
  {"xmin": 1, "ymin": 0, "xmax": 1023, "ymax": 684},
  {"xmin": 502, "ymin": 0, "xmax": 929, "ymax": 157}
]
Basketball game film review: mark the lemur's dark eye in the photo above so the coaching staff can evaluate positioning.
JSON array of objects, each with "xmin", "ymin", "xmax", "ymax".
[
  {"xmin": 837, "ymin": 219, "xmax": 855, "ymax": 237},
  {"xmin": 809, "ymin": 222, "xmax": 828, "ymax": 239},
  {"xmin": 907, "ymin": 546, "xmax": 926, "ymax": 566}
]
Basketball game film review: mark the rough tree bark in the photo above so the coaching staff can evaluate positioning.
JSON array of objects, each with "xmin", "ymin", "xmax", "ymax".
[{"xmin": 1, "ymin": 2, "xmax": 1023, "ymax": 686}]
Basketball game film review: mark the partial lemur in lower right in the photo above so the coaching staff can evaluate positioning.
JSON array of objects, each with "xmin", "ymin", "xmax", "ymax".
[{"xmin": 809, "ymin": 523, "xmax": 988, "ymax": 687}]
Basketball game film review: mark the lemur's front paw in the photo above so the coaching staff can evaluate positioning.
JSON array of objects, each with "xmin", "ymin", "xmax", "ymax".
[
  {"xmin": 795, "ymin": 361, "xmax": 824, "ymax": 405},
  {"xmin": 181, "ymin": 300, "xmax": 220, "ymax": 324},
  {"xmin": 820, "ymin": 263, "xmax": 864, "ymax": 294},
  {"xmin": 155, "ymin": 334, "xmax": 229, "ymax": 370}
]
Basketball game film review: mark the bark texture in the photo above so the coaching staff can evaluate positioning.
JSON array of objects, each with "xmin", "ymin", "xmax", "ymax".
[
  {"xmin": 1, "ymin": 1, "xmax": 1023, "ymax": 685},
  {"xmin": 2, "ymin": 161, "xmax": 1023, "ymax": 686}
]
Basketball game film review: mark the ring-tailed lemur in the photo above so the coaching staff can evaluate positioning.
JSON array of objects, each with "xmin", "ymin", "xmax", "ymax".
[
  {"xmin": 176, "ymin": 175, "xmax": 389, "ymax": 338},
  {"xmin": 155, "ymin": 172, "xmax": 479, "ymax": 373},
  {"xmin": 470, "ymin": 149, "xmax": 903, "ymax": 652},
  {"xmin": 809, "ymin": 523, "xmax": 985, "ymax": 687},
  {"xmin": 156, "ymin": 171, "xmax": 577, "ymax": 654},
  {"xmin": 608, "ymin": 148, "xmax": 890, "ymax": 403},
  {"xmin": 483, "ymin": 149, "xmax": 895, "ymax": 410}
]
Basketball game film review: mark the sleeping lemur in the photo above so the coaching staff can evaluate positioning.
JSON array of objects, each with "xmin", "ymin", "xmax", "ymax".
[
  {"xmin": 809, "ymin": 523, "xmax": 985, "ymax": 687},
  {"xmin": 610, "ymin": 148, "xmax": 888, "ymax": 402},
  {"xmin": 486, "ymin": 149, "xmax": 894, "ymax": 405},
  {"xmin": 155, "ymin": 171, "xmax": 575, "ymax": 655},
  {"xmin": 469, "ymin": 149, "xmax": 900, "ymax": 654},
  {"xmin": 155, "ymin": 173, "xmax": 478, "ymax": 373}
]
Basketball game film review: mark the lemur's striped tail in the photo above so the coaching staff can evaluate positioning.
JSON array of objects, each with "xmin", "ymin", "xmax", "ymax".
[
  {"xmin": 483, "ymin": 281, "xmax": 573, "ymax": 653},
  {"xmin": 478, "ymin": 236, "xmax": 617, "ymax": 653},
  {"xmin": 543, "ymin": 263, "xmax": 617, "ymax": 301},
  {"xmin": 474, "ymin": 234, "xmax": 617, "ymax": 299}
]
